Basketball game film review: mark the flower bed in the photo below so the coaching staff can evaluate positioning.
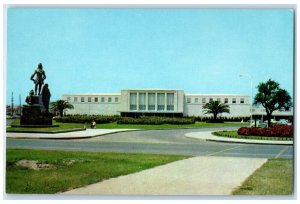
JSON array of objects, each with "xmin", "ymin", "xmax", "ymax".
[{"xmin": 238, "ymin": 125, "xmax": 293, "ymax": 137}]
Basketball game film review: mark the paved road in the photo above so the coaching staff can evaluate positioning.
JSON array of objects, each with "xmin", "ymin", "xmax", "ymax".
[{"xmin": 6, "ymin": 127, "xmax": 293, "ymax": 158}]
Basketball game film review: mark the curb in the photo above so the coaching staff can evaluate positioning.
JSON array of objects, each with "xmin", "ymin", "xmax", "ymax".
[
  {"xmin": 6, "ymin": 129, "xmax": 140, "ymax": 140},
  {"xmin": 206, "ymin": 138, "xmax": 293, "ymax": 145},
  {"xmin": 11, "ymin": 124, "xmax": 60, "ymax": 128},
  {"xmin": 6, "ymin": 128, "xmax": 87, "ymax": 134},
  {"xmin": 6, "ymin": 126, "xmax": 241, "ymax": 139},
  {"xmin": 185, "ymin": 132, "xmax": 293, "ymax": 145}
]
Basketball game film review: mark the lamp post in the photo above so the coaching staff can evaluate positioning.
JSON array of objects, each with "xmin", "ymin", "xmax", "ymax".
[{"xmin": 239, "ymin": 74, "xmax": 253, "ymax": 127}]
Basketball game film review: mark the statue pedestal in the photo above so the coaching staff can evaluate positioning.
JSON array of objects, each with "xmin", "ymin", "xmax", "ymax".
[{"xmin": 20, "ymin": 95, "xmax": 53, "ymax": 126}]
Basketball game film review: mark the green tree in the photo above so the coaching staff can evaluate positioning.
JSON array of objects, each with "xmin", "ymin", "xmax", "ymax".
[
  {"xmin": 202, "ymin": 100, "xmax": 230, "ymax": 121},
  {"xmin": 253, "ymin": 79, "xmax": 292, "ymax": 127},
  {"xmin": 50, "ymin": 100, "xmax": 74, "ymax": 117}
]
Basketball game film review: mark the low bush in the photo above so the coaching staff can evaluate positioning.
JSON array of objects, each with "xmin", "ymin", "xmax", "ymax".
[
  {"xmin": 117, "ymin": 116, "xmax": 195, "ymax": 125},
  {"xmin": 54, "ymin": 114, "xmax": 120, "ymax": 124},
  {"xmin": 54, "ymin": 115, "xmax": 195, "ymax": 125},
  {"xmin": 238, "ymin": 125, "xmax": 293, "ymax": 137},
  {"xmin": 187, "ymin": 116, "xmax": 249, "ymax": 122},
  {"xmin": 206, "ymin": 119, "xmax": 224, "ymax": 123}
]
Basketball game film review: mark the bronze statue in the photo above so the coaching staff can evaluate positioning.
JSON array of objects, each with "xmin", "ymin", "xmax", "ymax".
[
  {"xmin": 30, "ymin": 63, "xmax": 46, "ymax": 95},
  {"xmin": 41, "ymin": 84, "xmax": 51, "ymax": 112},
  {"xmin": 21, "ymin": 64, "xmax": 52, "ymax": 126}
]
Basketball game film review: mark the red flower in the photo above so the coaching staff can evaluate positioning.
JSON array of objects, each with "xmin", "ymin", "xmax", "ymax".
[{"xmin": 238, "ymin": 125, "xmax": 293, "ymax": 137}]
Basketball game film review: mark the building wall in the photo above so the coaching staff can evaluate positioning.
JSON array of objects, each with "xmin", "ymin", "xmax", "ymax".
[
  {"xmin": 183, "ymin": 94, "xmax": 250, "ymax": 117},
  {"xmin": 64, "ymin": 103, "xmax": 121, "ymax": 115},
  {"xmin": 62, "ymin": 94, "xmax": 121, "ymax": 115},
  {"xmin": 252, "ymin": 106, "xmax": 294, "ymax": 118},
  {"xmin": 61, "ymin": 90, "xmax": 254, "ymax": 117}
]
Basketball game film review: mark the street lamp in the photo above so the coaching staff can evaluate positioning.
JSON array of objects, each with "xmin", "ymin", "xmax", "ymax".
[{"xmin": 239, "ymin": 74, "xmax": 253, "ymax": 127}]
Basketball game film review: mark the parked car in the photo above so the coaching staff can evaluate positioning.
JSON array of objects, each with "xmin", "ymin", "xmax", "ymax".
[
  {"xmin": 277, "ymin": 119, "xmax": 289, "ymax": 125},
  {"xmin": 277, "ymin": 119, "xmax": 292, "ymax": 125},
  {"xmin": 264, "ymin": 119, "xmax": 277, "ymax": 124}
]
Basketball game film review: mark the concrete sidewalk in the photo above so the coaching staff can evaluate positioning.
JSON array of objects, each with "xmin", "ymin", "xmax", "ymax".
[
  {"xmin": 63, "ymin": 156, "xmax": 267, "ymax": 195},
  {"xmin": 185, "ymin": 131, "xmax": 293, "ymax": 145},
  {"xmin": 6, "ymin": 129, "xmax": 137, "ymax": 139}
]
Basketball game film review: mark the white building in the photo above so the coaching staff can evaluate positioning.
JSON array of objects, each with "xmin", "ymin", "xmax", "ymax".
[
  {"xmin": 252, "ymin": 105, "xmax": 294, "ymax": 121},
  {"xmin": 62, "ymin": 89, "xmax": 251, "ymax": 118}
]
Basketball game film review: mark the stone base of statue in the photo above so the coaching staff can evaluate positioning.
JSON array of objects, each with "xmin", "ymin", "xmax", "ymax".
[{"xmin": 20, "ymin": 95, "xmax": 53, "ymax": 126}]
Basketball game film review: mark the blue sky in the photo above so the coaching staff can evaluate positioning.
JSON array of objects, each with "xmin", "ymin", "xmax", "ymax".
[{"xmin": 6, "ymin": 8, "xmax": 294, "ymax": 105}]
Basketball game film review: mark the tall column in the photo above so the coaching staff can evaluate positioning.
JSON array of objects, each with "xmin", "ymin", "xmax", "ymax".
[
  {"xmin": 146, "ymin": 92, "xmax": 148, "ymax": 111},
  {"xmin": 155, "ymin": 92, "xmax": 157, "ymax": 111},
  {"xmin": 164, "ymin": 92, "xmax": 167, "ymax": 111},
  {"xmin": 137, "ymin": 92, "xmax": 139, "ymax": 111}
]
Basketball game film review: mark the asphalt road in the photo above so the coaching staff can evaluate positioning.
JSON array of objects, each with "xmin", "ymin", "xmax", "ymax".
[{"xmin": 6, "ymin": 127, "xmax": 293, "ymax": 159}]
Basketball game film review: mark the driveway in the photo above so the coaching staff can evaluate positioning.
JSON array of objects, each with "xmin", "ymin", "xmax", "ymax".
[{"xmin": 6, "ymin": 128, "xmax": 293, "ymax": 158}]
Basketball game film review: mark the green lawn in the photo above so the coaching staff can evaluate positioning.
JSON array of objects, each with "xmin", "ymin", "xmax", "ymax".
[
  {"xmin": 6, "ymin": 119, "xmax": 85, "ymax": 132},
  {"xmin": 232, "ymin": 159, "xmax": 293, "ymax": 195},
  {"xmin": 212, "ymin": 130, "xmax": 292, "ymax": 141},
  {"xmin": 6, "ymin": 149, "xmax": 293, "ymax": 195},
  {"xmin": 6, "ymin": 149, "xmax": 189, "ymax": 194},
  {"xmin": 7, "ymin": 119, "xmax": 247, "ymax": 132}
]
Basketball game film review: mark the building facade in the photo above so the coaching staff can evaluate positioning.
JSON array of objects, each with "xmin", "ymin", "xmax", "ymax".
[
  {"xmin": 251, "ymin": 105, "xmax": 294, "ymax": 121},
  {"xmin": 62, "ymin": 89, "xmax": 251, "ymax": 118}
]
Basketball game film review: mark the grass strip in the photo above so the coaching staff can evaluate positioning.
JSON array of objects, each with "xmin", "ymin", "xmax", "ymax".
[
  {"xmin": 212, "ymin": 130, "xmax": 292, "ymax": 141},
  {"xmin": 7, "ymin": 119, "xmax": 85, "ymax": 132},
  {"xmin": 6, "ymin": 149, "xmax": 189, "ymax": 194},
  {"xmin": 232, "ymin": 159, "xmax": 293, "ymax": 195}
]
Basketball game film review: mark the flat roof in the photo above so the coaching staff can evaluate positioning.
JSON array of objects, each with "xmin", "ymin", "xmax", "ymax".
[
  {"xmin": 185, "ymin": 94, "xmax": 249, "ymax": 97},
  {"xmin": 62, "ymin": 90, "xmax": 249, "ymax": 97},
  {"xmin": 63, "ymin": 93, "xmax": 120, "ymax": 96},
  {"xmin": 122, "ymin": 88, "xmax": 184, "ymax": 91}
]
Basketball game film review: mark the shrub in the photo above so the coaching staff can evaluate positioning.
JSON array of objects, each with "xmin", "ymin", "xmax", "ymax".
[
  {"xmin": 237, "ymin": 127, "xmax": 250, "ymax": 135},
  {"xmin": 54, "ymin": 114, "xmax": 120, "ymax": 124},
  {"xmin": 54, "ymin": 115, "xmax": 195, "ymax": 125},
  {"xmin": 186, "ymin": 116, "xmax": 249, "ymax": 122},
  {"xmin": 206, "ymin": 119, "xmax": 224, "ymax": 123},
  {"xmin": 238, "ymin": 125, "xmax": 293, "ymax": 137},
  {"xmin": 117, "ymin": 116, "xmax": 195, "ymax": 125}
]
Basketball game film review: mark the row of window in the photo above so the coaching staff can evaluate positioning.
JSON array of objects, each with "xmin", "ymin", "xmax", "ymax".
[
  {"xmin": 66, "ymin": 96, "xmax": 119, "ymax": 103},
  {"xmin": 65, "ymin": 95, "xmax": 245, "ymax": 105},
  {"xmin": 186, "ymin": 97, "xmax": 245, "ymax": 104},
  {"xmin": 129, "ymin": 92, "xmax": 175, "ymax": 111}
]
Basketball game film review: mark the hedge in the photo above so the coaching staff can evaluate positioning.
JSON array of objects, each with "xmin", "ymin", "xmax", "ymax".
[
  {"xmin": 54, "ymin": 114, "xmax": 120, "ymax": 124},
  {"xmin": 238, "ymin": 125, "xmax": 293, "ymax": 137},
  {"xmin": 188, "ymin": 116, "xmax": 249, "ymax": 122},
  {"xmin": 117, "ymin": 116, "xmax": 195, "ymax": 125},
  {"xmin": 54, "ymin": 115, "xmax": 195, "ymax": 125}
]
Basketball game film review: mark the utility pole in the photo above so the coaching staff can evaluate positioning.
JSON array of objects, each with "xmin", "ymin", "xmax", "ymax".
[
  {"xmin": 19, "ymin": 94, "xmax": 22, "ymax": 116},
  {"xmin": 239, "ymin": 74, "xmax": 253, "ymax": 127},
  {"xmin": 11, "ymin": 92, "xmax": 14, "ymax": 117}
]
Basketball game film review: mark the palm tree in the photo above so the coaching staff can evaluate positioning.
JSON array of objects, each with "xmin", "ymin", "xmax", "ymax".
[
  {"xmin": 50, "ymin": 100, "xmax": 74, "ymax": 117},
  {"xmin": 203, "ymin": 100, "xmax": 230, "ymax": 121}
]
